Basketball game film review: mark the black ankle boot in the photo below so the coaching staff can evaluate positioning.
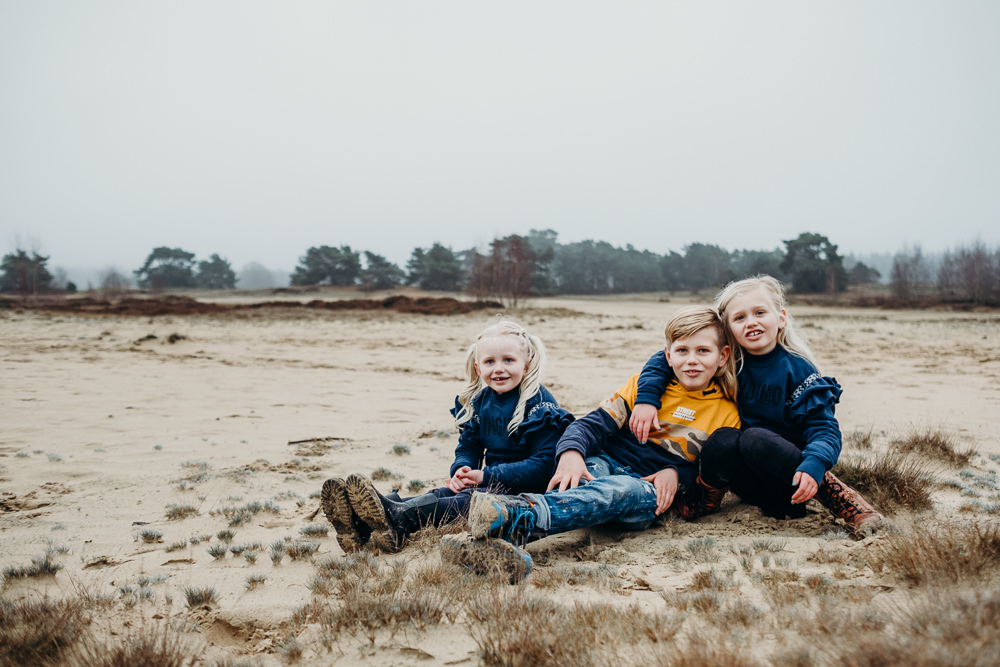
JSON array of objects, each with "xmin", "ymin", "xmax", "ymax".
[{"xmin": 346, "ymin": 474, "xmax": 441, "ymax": 553}]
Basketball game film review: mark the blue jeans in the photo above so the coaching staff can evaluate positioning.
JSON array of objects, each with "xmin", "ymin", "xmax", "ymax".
[{"xmin": 523, "ymin": 455, "xmax": 659, "ymax": 534}]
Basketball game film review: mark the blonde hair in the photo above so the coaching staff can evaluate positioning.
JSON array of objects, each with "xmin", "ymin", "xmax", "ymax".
[
  {"xmin": 713, "ymin": 275, "xmax": 820, "ymax": 371},
  {"xmin": 454, "ymin": 317, "xmax": 547, "ymax": 434},
  {"xmin": 664, "ymin": 306, "xmax": 737, "ymax": 400}
]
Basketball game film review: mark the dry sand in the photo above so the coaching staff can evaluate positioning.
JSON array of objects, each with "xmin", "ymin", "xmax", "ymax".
[{"xmin": 2, "ymin": 294, "xmax": 999, "ymax": 665}]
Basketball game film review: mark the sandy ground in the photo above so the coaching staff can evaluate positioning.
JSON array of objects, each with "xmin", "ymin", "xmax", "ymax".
[{"xmin": 2, "ymin": 294, "xmax": 1000, "ymax": 665}]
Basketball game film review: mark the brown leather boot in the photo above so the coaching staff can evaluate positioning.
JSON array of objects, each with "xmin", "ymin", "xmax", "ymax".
[
  {"xmin": 815, "ymin": 471, "xmax": 883, "ymax": 535},
  {"xmin": 671, "ymin": 476, "xmax": 727, "ymax": 521}
]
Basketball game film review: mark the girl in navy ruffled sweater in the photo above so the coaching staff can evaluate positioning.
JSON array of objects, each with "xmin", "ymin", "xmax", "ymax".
[
  {"xmin": 630, "ymin": 276, "xmax": 882, "ymax": 534},
  {"xmin": 321, "ymin": 318, "xmax": 574, "ymax": 553}
]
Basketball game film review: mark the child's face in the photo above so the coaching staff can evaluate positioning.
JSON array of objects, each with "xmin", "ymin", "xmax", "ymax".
[
  {"xmin": 725, "ymin": 287, "xmax": 787, "ymax": 355},
  {"xmin": 665, "ymin": 328, "xmax": 730, "ymax": 392},
  {"xmin": 475, "ymin": 335, "xmax": 528, "ymax": 395}
]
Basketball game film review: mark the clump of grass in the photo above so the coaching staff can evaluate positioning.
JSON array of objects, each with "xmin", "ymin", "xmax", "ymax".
[
  {"xmin": 189, "ymin": 534, "xmax": 212, "ymax": 545},
  {"xmin": 47, "ymin": 453, "xmax": 64, "ymax": 462},
  {"xmin": 165, "ymin": 540, "xmax": 188, "ymax": 553},
  {"xmin": 689, "ymin": 567, "xmax": 738, "ymax": 592},
  {"xmin": 276, "ymin": 635, "xmax": 304, "ymax": 661},
  {"xmin": 390, "ymin": 443, "xmax": 411, "ymax": 456},
  {"xmin": 892, "ymin": 428, "xmax": 976, "ymax": 466},
  {"xmin": 164, "ymin": 503, "xmax": 198, "ymax": 520},
  {"xmin": 66, "ymin": 622, "xmax": 203, "ymax": 667},
  {"xmin": 136, "ymin": 528, "xmax": 163, "ymax": 544},
  {"xmin": 173, "ymin": 460, "xmax": 214, "ymax": 490},
  {"xmin": 215, "ymin": 529, "xmax": 236, "ymax": 544},
  {"xmin": 299, "ymin": 523, "xmax": 329, "ymax": 537},
  {"xmin": 0, "ymin": 597, "xmax": 88, "ymax": 665},
  {"xmin": 184, "ymin": 586, "xmax": 219, "ymax": 608},
  {"xmin": 15, "ymin": 451, "xmax": 30, "ymax": 458},
  {"xmin": 822, "ymin": 588, "xmax": 1000, "ymax": 666},
  {"xmin": 269, "ymin": 540, "xmax": 287, "ymax": 565},
  {"xmin": 3, "ymin": 550, "xmax": 65, "ymax": 580},
  {"xmin": 749, "ymin": 538, "xmax": 786, "ymax": 552},
  {"xmin": 686, "ymin": 536, "xmax": 720, "ymax": 563},
  {"xmin": 286, "ymin": 541, "xmax": 320, "ymax": 561},
  {"xmin": 51, "ymin": 523, "xmax": 66, "ymax": 531},
  {"xmin": 244, "ymin": 551, "xmax": 259, "ymax": 565},
  {"xmin": 407, "ymin": 479, "xmax": 426, "ymax": 493},
  {"xmin": 845, "ymin": 427, "xmax": 875, "ymax": 450},
  {"xmin": 246, "ymin": 574, "xmax": 267, "ymax": 591},
  {"xmin": 831, "ymin": 452, "xmax": 934, "ymax": 514},
  {"xmin": 530, "ymin": 563, "xmax": 624, "ymax": 594},
  {"xmin": 467, "ymin": 594, "xmax": 687, "ymax": 666},
  {"xmin": 371, "ymin": 467, "xmax": 403, "ymax": 482},
  {"xmin": 136, "ymin": 574, "xmax": 167, "ymax": 587},
  {"xmin": 868, "ymin": 520, "xmax": 1000, "ymax": 585},
  {"xmin": 207, "ymin": 544, "xmax": 228, "ymax": 560}
]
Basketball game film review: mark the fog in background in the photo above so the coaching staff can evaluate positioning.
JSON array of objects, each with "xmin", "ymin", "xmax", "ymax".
[{"xmin": 2, "ymin": 2, "xmax": 998, "ymax": 288}]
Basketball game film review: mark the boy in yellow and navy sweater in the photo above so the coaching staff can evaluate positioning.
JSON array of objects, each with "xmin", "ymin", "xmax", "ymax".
[{"xmin": 465, "ymin": 306, "xmax": 740, "ymax": 549}]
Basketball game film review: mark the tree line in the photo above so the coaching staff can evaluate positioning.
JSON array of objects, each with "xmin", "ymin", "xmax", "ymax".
[{"xmin": 3, "ymin": 233, "xmax": 998, "ymax": 306}]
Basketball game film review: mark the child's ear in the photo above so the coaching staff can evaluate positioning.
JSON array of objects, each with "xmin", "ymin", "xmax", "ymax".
[
  {"xmin": 778, "ymin": 309, "xmax": 788, "ymax": 330},
  {"xmin": 718, "ymin": 345, "xmax": 731, "ymax": 367},
  {"xmin": 663, "ymin": 344, "xmax": 672, "ymax": 364}
]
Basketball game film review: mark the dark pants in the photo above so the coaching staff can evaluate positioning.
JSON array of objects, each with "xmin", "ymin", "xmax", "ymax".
[
  {"xmin": 700, "ymin": 427, "xmax": 808, "ymax": 518},
  {"xmin": 398, "ymin": 487, "xmax": 475, "ymax": 526}
]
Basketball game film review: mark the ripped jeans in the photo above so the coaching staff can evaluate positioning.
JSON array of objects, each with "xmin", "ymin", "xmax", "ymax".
[{"xmin": 522, "ymin": 455, "xmax": 660, "ymax": 535}]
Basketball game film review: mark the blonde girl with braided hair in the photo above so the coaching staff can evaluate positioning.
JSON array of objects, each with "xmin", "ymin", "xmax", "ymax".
[
  {"xmin": 321, "ymin": 317, "xmax": 573, "ymax": 554},
  {"xmin": 631, "ymin": 276, "xmax": 883, "ymax": 534}
]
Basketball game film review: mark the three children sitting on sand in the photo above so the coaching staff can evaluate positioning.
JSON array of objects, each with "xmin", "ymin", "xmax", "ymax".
[{"xmin": 323, "ymin": 276, "xmax": 883, "ymax": 578}]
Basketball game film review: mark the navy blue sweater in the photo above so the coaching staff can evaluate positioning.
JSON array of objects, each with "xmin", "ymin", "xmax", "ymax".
[
  {"xmin": 636, "ymin": 347, "xmax": 843, "ymax": 484},
  {"xmin": 450, "ymin": 385, "xmax": 574, "ymax": 494}
]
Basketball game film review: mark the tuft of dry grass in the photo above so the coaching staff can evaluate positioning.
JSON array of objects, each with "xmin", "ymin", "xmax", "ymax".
[
  {"xmin": 831, "ymin": 452, "xmax": 934, "ymax": 514},
  {"xmin": 467, "ymin": 593, "xmax": 686, "ymax": 667},
  {"xmin": 299, "ymin": 523, "xmax": 329, "ymax": 537},
  {"xmin": 892, "ymin": 428, "xmax": 976, "ymax": 467},
  {"xmin": 371, "ymin": 467, "xmax": 403, "ymax": 482},
  {"xmin": 163, "ymin": 503, "xmax": 198, "ymax": 520},
  {"xmin": 0, "ymin": 597, "xmax": 88, "ymax": 666},
  {"xmin": 2, "ymin": 550, "xmax": 65, "ymax": 581},
  {"xmin": 867, "ymin": 520, "xmax": 1000, "ymax": 585},
  {"xmin": 529, "ymin": 563, "xmax": 625, "ymax": 594},
  {"xmin": 65, "ymin": 622, "xmax": 202, "ymax": 667},
  {"xmin": 820, "ymin": 588, "xmax": 1000, "ymax": 666},
  {"xmin": 685, "ymin": 536, "xmax": 720, "ymax": 562},
  {"xmin": 184, "ymin": 586, "xmax": 219, "ymax": 609},
  {"xmin": 286, "ymin": 541, "xmax": 319, "ymax": 561}
]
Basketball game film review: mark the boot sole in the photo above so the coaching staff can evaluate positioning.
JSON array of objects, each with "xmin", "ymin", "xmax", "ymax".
[
  {"xmin": 321, "ymin": 478, "xmax": 364, "ymax": 553},
  {"xmin": 345, "ymin": 473, "xmax": 400, "ymax": 553},
  {"xmin": 440, "ymin": 532, "xmax": 532, "ymax": 584},
  {"xmin": 467, "ymin": 493, "xmax": 504, "ymax": 539}
]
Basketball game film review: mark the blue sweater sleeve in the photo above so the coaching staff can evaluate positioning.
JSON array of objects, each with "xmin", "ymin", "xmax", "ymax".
[
  {"xmin": 788, "ymin": 376, "xmax": 843, "ymax": 483},
  {"xmin": 449, "ymin": 396, "xmax": 484, "ymax": 477},
  {"xmin": 481, "ymin": 404, "xmax": 574, "ymax": 494},
  {"xmin": 555, "ymin": 407, "xmax": 619, "ymax": 460},
  {"xmin": 635, "ymin": 350, "xmax": 675, "ymax": 409}
]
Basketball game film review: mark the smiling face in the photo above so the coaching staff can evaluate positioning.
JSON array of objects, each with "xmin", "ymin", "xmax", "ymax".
[
  {"xmin": 665, "ymin": 328, "xmax": 731, "ymax": 392},
  {"xmin": 474, "ymin": 335, "xmax": 528, "ymax": 394},
  {"xmin": 725, "ymin": 287, "xmax": 787, "ymax": 355}
]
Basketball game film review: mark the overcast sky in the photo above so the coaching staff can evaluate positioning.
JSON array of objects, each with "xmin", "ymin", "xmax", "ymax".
[{"xmin": 2, "ymin": 1, "xmax": 998, "ymax": 281}]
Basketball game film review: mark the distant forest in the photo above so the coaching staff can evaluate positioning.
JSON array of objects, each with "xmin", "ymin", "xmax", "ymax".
[{"xmin": 3, "ymin": 230, "xmax": 999, "ymax": 307}]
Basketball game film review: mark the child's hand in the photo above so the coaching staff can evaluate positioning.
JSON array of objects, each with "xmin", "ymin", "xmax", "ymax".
[
  {"xmin": 447, "ymin": 466, "xmax": 483, "ymax": 492},
  {"xmin": 629, "ymin": 404, "xmax": 661, "ymax": 444},
  {"xmin": 641, "ymin": 467, "xmax": 679, "ymax": 515},
  {"xmin": 791, "ymin": 471, "xmax": 818, "ymax": 504},
  {"xmin": 546, "ymin": 450, "xmax": 595, "ymax": 492}
]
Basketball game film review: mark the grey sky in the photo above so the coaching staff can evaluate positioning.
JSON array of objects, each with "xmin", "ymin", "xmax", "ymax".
[{"xmin": 2, "ymin": 1, "xmax": 998, "ymax": 282}]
